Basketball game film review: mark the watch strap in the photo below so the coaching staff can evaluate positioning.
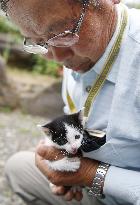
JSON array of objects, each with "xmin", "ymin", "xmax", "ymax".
[{"xmin": 88, "ymin": 162, "xmax": 110, "ymax": 198}]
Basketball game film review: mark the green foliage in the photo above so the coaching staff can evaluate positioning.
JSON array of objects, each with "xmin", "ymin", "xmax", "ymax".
[
  {"xmin": 133, "ymin": 4, "xmax": 140, "ymax": 9},
  {"xmin": 0, "ymin": 106, "xmax": 12, "ymax": 113},
  {"xmin": 126, "ymin": 3, "xmax": 140, "ymax": 9},
  {"xmin": 2, "ymin": 48, "xmax": 10, "ymax": 63},
  {"xmin": 32, "ymin": 55, "xmax": 61, "ymax": 77},
  {"xmin": 122, "ymin": 0, "xmax": 140, "ymax": 9},
  {"xmin": 0, "ymin": 16, "xmax": 61, "ymax": 78},
  {"xmin": 0, "ymin": 16, "xmax": 23, "ymax": 43},
  {"xmin": 19, "ymin": 127, "xmax": 30, "ymax": 134},
  {"xmin": 46, "ymin": 61, "xmax": 61, "ymax": 77}
]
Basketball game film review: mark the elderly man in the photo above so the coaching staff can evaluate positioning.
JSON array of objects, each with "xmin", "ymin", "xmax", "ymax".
[{"xmin": 2, "ymin": 0, "xmax": 140, "ymax": 205}]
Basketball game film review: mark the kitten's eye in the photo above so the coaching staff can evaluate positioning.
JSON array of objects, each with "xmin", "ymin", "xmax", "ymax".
[{"xmin": 75, "ymin": 135, "xmax": 80, "ymax": 139}]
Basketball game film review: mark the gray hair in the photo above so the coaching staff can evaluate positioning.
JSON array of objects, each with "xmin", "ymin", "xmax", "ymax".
[{"xmin": 0, "ymin": 0, "xmax": 100, "ymax": 13}]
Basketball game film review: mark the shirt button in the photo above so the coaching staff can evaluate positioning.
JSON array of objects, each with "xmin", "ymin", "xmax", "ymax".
[{"xmin": 86, "ymin": 85, "xmax": 92, "ymax": 93}]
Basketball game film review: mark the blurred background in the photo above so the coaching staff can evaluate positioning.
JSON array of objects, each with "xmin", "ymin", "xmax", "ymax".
[
  {"xmin": 0, "ymin": 1, "xmax": 140, "ymax": 205},
  {"xmin": 0, "ymin": 10, "xmax": 64, "ymax": 118}
]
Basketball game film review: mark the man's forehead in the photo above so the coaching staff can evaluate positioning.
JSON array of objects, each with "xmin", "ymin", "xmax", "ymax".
[
  {"xmin": 8, "ymin": 0, "xmax": 79, "ymax": 38},
  {"xmin": 8, "ymin": 0, "xmax": 78, "ymax": 14}
]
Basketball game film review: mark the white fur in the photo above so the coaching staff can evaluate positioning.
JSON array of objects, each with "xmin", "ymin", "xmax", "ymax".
[
  {"xmin": 45, "ymin": 157, "xmax": 80, "ymax": 172},
  {"xmin": 61, "ymin": 123, "xmax": 83, "ymax": 154},
  {"xmin": 37, "ymin": 118, "xmax": 83, "ymax": 191},
  {"xmin": 43, "ymin": 135, "xmax": 81, "ymax": 172},
  {"xmin": 37, "ymin": 122, "xmax": 83, "ymax": 172}
]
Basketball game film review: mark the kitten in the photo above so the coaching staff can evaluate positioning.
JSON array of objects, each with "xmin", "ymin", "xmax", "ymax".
[
  {"xmin": 38, "ymin": 109, "xmax": 85, "ymax": 172},
  {"xmin": 38, "ymin": 109, "xmax": 106, "ymax": 172}
]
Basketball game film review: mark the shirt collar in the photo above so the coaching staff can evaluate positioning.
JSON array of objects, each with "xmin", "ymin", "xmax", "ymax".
[{"xmin": 70, "ymin": 4, "xmax": 125, "ymax": 84}]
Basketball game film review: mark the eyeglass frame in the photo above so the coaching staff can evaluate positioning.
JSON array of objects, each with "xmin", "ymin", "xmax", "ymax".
[{"xmin": 23, "ymin": 0, "xmax": 90, "ymax": 51}]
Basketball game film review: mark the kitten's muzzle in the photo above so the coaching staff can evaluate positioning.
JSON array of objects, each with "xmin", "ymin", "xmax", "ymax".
[{"xmin": 71, "ymin": 148, "xmax": 78, "ymax": 154}]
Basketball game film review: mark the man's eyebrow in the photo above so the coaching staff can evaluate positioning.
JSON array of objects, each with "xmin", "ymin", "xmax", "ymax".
[{"xmin": 47, "ymin": 18, "xmax": 76, "ymax": 33}]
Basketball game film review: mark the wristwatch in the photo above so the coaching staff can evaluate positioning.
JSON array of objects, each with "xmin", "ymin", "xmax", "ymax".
[{"xmin": 88, "ymin": 162, "xmax": 110, "ymax": 198}]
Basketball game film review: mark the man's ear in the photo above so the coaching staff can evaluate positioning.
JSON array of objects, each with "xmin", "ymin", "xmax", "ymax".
[{"xmin": 112, "ymin": 0, "xmax": 120, "ymax": 4}]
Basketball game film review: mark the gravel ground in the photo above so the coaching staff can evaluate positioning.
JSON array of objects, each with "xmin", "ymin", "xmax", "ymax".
[{"xmin": 0, "ymin": 110, "xmax": 49, "ymax": 205}]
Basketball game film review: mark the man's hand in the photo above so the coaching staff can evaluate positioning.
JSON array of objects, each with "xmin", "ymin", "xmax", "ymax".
[
  {"xmin": 35, "ymin": 140, "xmax": 99, "ymax": 200},
  {"xmin": 50, "ymin": 184, "xmax": 83, "ymax": 201}
]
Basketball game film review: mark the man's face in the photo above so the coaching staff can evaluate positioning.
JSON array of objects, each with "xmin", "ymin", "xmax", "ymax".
[{"xmin": 8, "ymin": 0, "xmax": 117, "ymax": 72}]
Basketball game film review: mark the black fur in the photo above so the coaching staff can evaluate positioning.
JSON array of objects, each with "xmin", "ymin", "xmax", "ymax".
[
  {"xmin": 42, "ymin": 111, "xmax": 106, "ymax": 151},
  {"xmin": 42, "ymin": 112, "xmax": 83, "ymax": 146}
]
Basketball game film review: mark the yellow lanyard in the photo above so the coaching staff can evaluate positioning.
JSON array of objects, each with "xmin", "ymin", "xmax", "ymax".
[{"xmin": 67, "ymin": 6, "xmax": 128, "ymax": 122}]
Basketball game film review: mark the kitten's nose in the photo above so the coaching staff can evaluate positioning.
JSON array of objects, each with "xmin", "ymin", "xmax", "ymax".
[{"xmin": 72, "ymin": 148, "xmax": 77, "ymax": 154}]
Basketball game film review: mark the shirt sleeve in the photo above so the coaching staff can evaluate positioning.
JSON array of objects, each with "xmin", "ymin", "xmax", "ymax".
[{"xmin": 103, "ymin": 166, "xmax": 140, "ymax": 205}]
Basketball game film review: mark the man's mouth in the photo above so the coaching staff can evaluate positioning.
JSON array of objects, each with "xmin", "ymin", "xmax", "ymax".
[
  {"xmin": 65, "ymin": 64, "xmax": 85, "ymax": 72},
  {"xmin": 69, "ymin": 65, "xmax": 83, "ymax": 72},
  {"xmin": 65, "ymin": 61, "xmax": 94, "ymax": 72}
]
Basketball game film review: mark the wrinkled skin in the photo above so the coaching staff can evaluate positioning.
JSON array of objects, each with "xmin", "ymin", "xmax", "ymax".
[{"xmin": 7, "ymin": 0, "xmax": 120, "ymax": 201}]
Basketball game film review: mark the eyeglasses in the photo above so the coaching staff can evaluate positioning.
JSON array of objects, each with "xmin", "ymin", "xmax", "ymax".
[{"xmin": 23, "ymin": 0, "xmax": 89, "ymax": 54}]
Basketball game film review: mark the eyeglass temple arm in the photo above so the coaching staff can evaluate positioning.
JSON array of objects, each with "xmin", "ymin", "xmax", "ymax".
[{"xmin": 73, "ymin": 0, "xmax": 89, "ymax": 34}]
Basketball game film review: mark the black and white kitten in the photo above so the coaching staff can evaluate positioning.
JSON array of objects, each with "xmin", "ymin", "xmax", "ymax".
[
  {"xmin": 38, "ymin": 109, "xmax": 85, "ymax": 172},
  {"xmin": 38, "ymin": 109, "xmax": 106, "ymax": 172}
]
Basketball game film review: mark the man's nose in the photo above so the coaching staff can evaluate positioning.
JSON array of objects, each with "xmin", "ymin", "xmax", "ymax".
[{"xmin": 45, "ymin": 47, "xmax": 74, "ymax": 62}]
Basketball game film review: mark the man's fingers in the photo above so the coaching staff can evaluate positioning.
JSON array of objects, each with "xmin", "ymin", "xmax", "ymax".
[
  {"xmin": 64, "ymin": 190, "xmax": 74, "ymax": 201},
  {"xmin": 74, "ymin": 190, "xmax": 83, "ymax": 201},
  {"xmin": 51, "ymin": 185, "xmax": 66, "ymax": 195},
  {"xmin": 50, "ymin": 183, "xmax": 83, "ymax": 201},
  {"xmin": 35, "ymin": 153, "xmax": 54, "ymax": 181},
  {"xmin": 36, "ymin": 143, "xmax": 65, "ymax": 161},
  {"xmin": 35, "ymin": 153, "xmax": 48, "ymax": 175},
  {"xmin": 63, "ymin": 189, "xmax": 83, "ymax": 201},
  {"xmin": 35, "ymin": 153, "xmax": 58, "ymax": 182},
  {"xmin": 35, "ymin": 153, "xmax": 66, "ymax": 185},
  {"xmin": 39, "ymin": 139, "xmax": 45, "ymax": 144}
]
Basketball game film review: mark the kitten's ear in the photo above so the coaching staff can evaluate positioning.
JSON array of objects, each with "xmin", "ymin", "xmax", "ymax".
[
  {"xmin": 37, "ymin": 124, "xmax": 51, "ymax": 136},
  {"xmin": 78, "ymin": 107, "xmax": 86, "ymax": 127}
]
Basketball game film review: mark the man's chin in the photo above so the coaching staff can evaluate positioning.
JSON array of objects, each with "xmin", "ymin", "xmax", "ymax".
[
  {"xmin": 65, "ymin": 61, "xmax": 94, "ymax": 73},
  {"xmin": 66, "ymin": 65, "xmax": 87, "ymax": 73}
]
